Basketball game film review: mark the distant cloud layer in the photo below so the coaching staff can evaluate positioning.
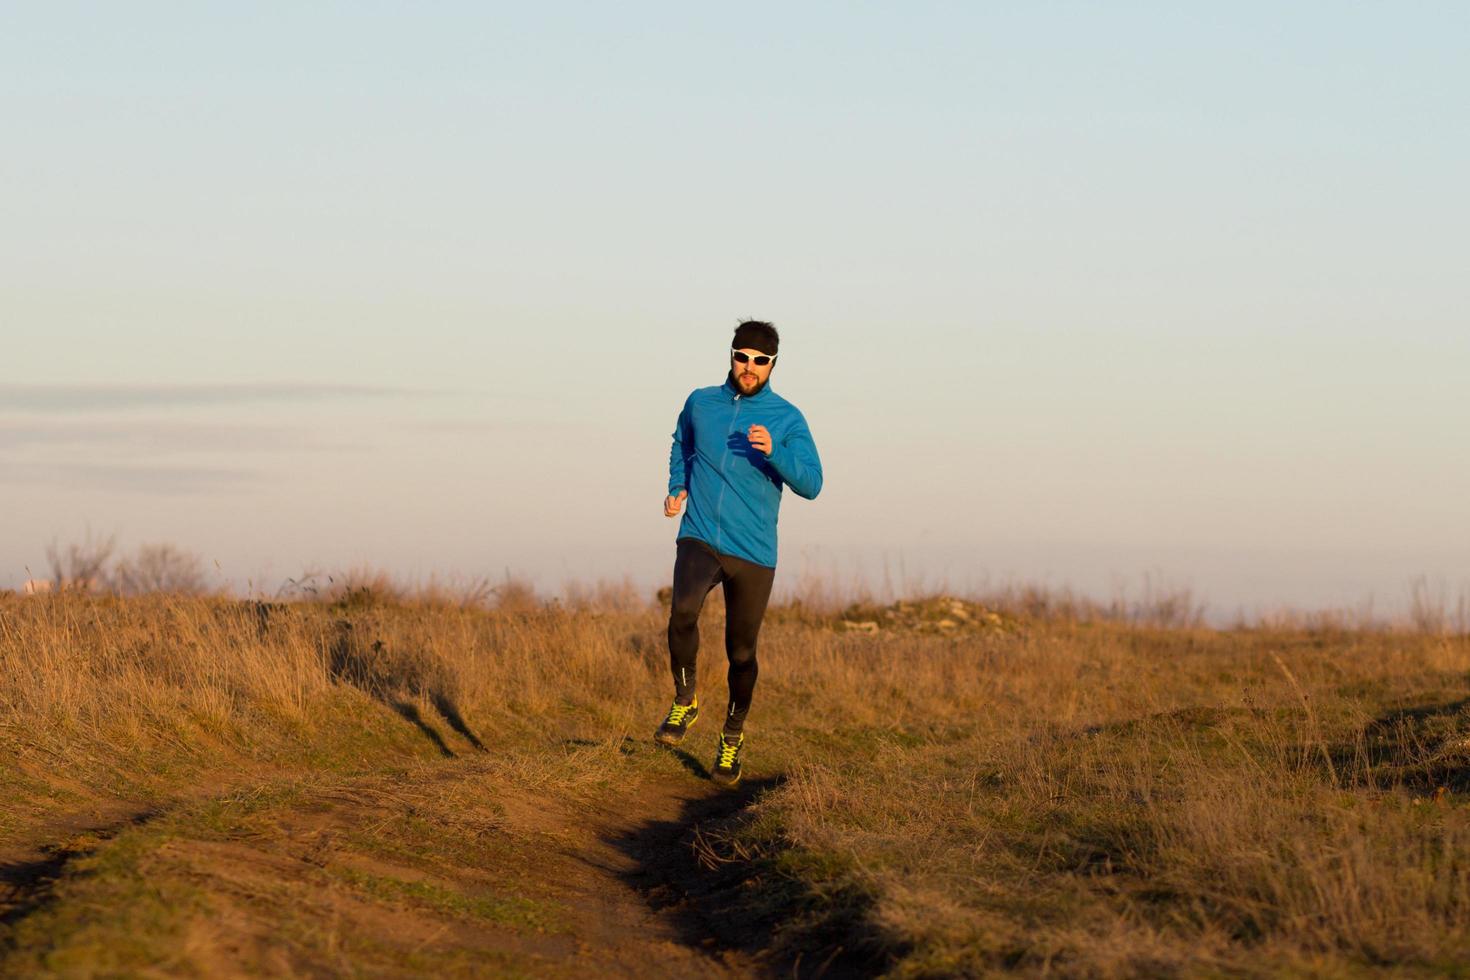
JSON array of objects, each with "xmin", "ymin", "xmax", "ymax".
[
  {"xmin": 0, "ymin": 382, "xmax": 397, "ymax": 493},
  {"xmin": 0, "ymin": 383, "xmax": 406, "ymax": 414},
  {"xmin": 0, "ymin": 421, "xmax": 339, "ymax": 453},
  {"xmin": 0, "ymin": 462, "xmax": 256, "ymax": 495}
]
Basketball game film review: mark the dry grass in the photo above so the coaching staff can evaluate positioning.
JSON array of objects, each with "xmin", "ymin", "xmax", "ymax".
[
  {"xmin": 735, "ymin": 618, "xmax": 1470, "ymax": 976},
  {"xmin": 3, "ymin": 589, "xmax": 1470, "ymax": 975}
]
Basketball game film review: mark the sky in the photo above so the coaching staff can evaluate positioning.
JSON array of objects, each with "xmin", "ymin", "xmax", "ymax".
[{"xmin": 2, "ymin": 3, "xmax": 1466, "ymax": 617}]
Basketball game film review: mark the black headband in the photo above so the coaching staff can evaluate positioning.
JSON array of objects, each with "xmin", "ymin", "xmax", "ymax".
[{"xmin": 732, "ymin": 323, "xmax": 778, "ymax": 355}]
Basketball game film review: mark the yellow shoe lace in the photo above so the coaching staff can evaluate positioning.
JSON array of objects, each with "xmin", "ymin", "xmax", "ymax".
[
  {"xmin": 666, "ymin": 700, "xmax": 695, "ymax": 725},
  {"xmin": 718, "ymin": 735, "xmax": 742, "ymax": 768}
]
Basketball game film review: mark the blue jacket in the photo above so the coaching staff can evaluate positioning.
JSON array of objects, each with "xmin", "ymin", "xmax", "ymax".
[{"xmin": 668, "ymin": 377, "xmax": 823, "ymax": 568}]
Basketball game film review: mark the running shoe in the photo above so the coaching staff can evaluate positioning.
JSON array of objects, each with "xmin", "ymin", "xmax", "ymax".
[
  {"xmin": 655, "ymin": 697, "xmax": 699, "ymax": 745},
  {"xmin": 712, "ymin": 732, "xmax": 744, "ymax": 787}
]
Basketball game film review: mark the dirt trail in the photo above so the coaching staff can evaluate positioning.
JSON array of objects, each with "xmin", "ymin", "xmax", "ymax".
[
  {"xmin": 0, "ymin": 806, "xmax": 158, "ymax": 929},
  {"xmin": 530, "ymin": 774, "xmax": 772, "ymax": 977},
  {"xmin": 1, "ymin": 757, "xmax": 796, "ymax": 978}
]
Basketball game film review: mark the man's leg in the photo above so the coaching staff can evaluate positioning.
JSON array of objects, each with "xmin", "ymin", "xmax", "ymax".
[
  {"xmin": 719, "ymin": 555, "xmax": 776, "ymax": 736},
  {"xmin": 667, "ymin": 539, "xmax": 725, "ymax": 705}
]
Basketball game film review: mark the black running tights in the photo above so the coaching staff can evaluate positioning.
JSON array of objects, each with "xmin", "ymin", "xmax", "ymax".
[{"xmin": 667, "ymin": 537, "xmax": 776, "ymax": 735}]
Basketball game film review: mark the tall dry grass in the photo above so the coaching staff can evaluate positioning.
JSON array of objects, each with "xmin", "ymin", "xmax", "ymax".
[
  {"xmin": 4, "ymin": 588, "xmax": 1470, "ymax": 974},
  {"xmin": 746, "ymin": 620, "xmax": 1470, "ymax": 974}
]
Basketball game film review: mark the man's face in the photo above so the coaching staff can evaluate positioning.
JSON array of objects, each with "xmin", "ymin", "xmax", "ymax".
[{"xmin": 731, "ymin": 348, "xmax": 776, "ymax": 395}]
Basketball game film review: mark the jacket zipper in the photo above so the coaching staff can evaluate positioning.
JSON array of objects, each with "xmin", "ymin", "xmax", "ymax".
[{"xmin": 714, "ymin": 390, "xmax": 741, "ymax": 554}]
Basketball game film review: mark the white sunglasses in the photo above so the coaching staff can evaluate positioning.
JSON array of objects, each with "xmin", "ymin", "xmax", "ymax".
[{"xmin": 731, "ymin": 349, "xmax": 777, "ymax": 366}]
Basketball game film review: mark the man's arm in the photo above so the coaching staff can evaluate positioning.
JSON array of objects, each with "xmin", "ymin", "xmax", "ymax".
[
  {"xmin": 665, "ymin": 395, "xmax": 695, "ymax": 515},
  {"xmin": 757, "ymin": 412, "xmax": 823, "ymax": 500}
]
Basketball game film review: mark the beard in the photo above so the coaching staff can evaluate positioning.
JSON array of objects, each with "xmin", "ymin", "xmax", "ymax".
[{"xmin": 728, "ymin": 368, "xmax": 771, "ymax": 397}]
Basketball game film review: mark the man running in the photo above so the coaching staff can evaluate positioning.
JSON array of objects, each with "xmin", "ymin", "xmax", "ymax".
[{"xmin": 655, "ymin": 320, "xmax": 824, "ymax": 787}]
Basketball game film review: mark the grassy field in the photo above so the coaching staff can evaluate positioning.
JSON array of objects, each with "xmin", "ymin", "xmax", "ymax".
[{"xmin": 3, "ymin": 588, "xmax": 1470, "ymax": 977}]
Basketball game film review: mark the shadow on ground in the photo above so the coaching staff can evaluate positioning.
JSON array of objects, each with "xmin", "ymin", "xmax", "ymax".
[
  {"xmin": 606, "ymin": 773, "xmax": 894, "ymax": 979},
  {"xmin": 661, "ymin": 744, "xmax": 713, "ymax": 780},
  {"xmin": 0, "ymin": 810, "xmax": 160, "ymax": 932},
  {"xmin": 328, "ymin": 620, "xmax": 486, "ymax": 758},
  {"xmin": 1326, "ymin": 698, "xmax": 1470, "ymax": 792}
]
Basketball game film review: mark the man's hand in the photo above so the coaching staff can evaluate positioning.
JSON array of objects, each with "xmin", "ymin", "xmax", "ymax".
[
  {"xmin": 664, "ymin": 490, "xmax": 687, "ymax": 518},
  {"xmin": 747, "ymin": 424, "xmax": 773, "ymax": 457}
]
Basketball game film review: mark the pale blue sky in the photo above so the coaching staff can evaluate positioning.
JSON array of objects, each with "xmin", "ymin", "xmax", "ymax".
[{"xmin": 2, "ymin": 3, "xmax": 1466, "ymax": 614}]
